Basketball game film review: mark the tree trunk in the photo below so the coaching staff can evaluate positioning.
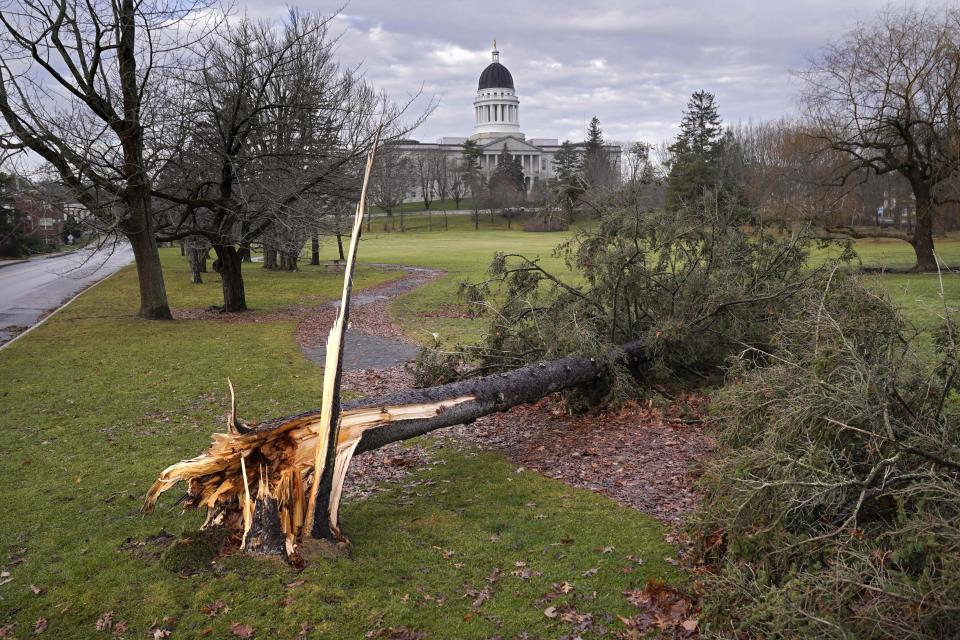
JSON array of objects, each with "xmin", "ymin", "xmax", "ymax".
[
  {"xmin": 336, "ymin": 234, "xmax": 345, "ymax": 261},
  {"xmin": 188, "ymin": 247, "xmax": 204, "ymax": 284},
  {"xmin": 263, "ymin": 245, "xmax": 277, "ymax": 270},
  {"xmin": 124, "ymin": 219, "xmax": 173, "ymax": 320},
  {"xmin": 310, "ymin": 234, "xmax": 320, "ymax": 266},
  {"xmin": 278, "ymin": 252, "xmax": 298, "ymax": 271},
  {"xmin": 200, "ymin": 250, "xmax": 208, "ymax": 273},
  {"xmin": 212, "ymin": 244, "xmax": 247, "ymax": 312},
  {"xmin": 912, "ymin": 193, "xmax": 938, "ymax": 272},
  {"xmin": 238, "ymin": 223, "xmax": 252, "ymax": 263},
  {"xmin": 179, "ymin": 239, "xmax": 185, "ymax": 256}
]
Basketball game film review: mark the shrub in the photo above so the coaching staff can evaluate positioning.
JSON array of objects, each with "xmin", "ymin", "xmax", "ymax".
[{"xmin": 690, "ymin": 273, "xmax": 960, "ymax": 639}]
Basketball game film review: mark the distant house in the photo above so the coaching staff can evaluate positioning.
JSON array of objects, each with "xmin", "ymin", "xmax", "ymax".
[{"xmin": 14, "ymin": 190, "xmax": 63, "ymax": 247}]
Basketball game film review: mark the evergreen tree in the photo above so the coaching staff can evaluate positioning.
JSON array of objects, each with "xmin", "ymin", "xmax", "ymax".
[
  {"xmin": 494, "ymin": 144, "xmax": 525, "ymax": 194},
  {"xmin": 585, "ymin": 116, "xmax": 604, "ymax": 154},
  {"xmin": 461, "ymin": 139, "xmax": 482, "ymax": 171},
  {"xmin": 667, "ymin": 91, "xmax": 724, "ymax": 209},
  {"xmin": 551, "ymin": 140, "xmax": 584, "ymax": 217},
  {"xmin": 583, "ymin": 116, "xmax": 613, "ymax": 188}
]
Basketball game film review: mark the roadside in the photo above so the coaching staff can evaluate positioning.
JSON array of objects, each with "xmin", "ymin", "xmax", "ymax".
[{"xmin": 0, "ymin": 243, "xmax": 135, "ymax": 347}]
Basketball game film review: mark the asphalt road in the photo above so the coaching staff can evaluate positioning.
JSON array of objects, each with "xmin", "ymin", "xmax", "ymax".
[{"xmin": 0, "ymin": 243, "xmax": 135, "ymax": 344}]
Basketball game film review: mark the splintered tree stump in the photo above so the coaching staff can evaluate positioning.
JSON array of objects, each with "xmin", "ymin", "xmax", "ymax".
[{"xmin": 244, "ymin": 493, "xmax": 288, "ymax": 559}]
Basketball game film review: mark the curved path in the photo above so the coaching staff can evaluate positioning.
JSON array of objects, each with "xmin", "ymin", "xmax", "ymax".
[
  {"xmin": 297, "ymin": 265, "xmax": 443, "ymax": 372},
  {"xmin": 296, "ymin": 263, "xmax": 713, "ymax": 523}
]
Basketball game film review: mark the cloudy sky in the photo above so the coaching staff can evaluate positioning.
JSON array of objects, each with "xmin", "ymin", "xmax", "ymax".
[{"xmin": 242, "ymin": 1, "xmax": 941, "ymax": 145}]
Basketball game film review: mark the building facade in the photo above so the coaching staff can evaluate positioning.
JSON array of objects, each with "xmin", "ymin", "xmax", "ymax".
[{"xmin": 398, "ymin": 43, "xmax": 620, "ymax": 197}]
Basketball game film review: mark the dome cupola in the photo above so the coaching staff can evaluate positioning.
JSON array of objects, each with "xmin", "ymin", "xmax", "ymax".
[
  {"xmin": 472, "ymin": 40, "xmax": 523, "ymax": 140},
  {"xmin": 478, "ymin": 43, "xmax": 514, "ymax": 90}
]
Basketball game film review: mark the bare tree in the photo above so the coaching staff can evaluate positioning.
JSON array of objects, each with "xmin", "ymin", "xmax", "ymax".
[
  {"xmin": 153, "ymin": 11, "xmax": 427, "ymax": 309},
  {"xmin": 0, "ymin": 0, "xmax": 216, "ymax": 318},
  {"xmin": 732, "ymin": 120, "xmax": 857, "ymax": 227},
  {"xmin": 412, "ymin": 150, "xmax": 434, "ymax": 212},
  {"xmin": 449, "ymin": 157, "xmax": 469, "ymax": 209},
  {"xmin": 369, "ymin": 143, "xmax": 413, "ymax": 216},
  {"xmin": 799, "ymin": 5, "xmax": 960, "ymax": 271},
  {"xmin": 429, "ymin": 149, "xmax": 450, "ymax": 229}
]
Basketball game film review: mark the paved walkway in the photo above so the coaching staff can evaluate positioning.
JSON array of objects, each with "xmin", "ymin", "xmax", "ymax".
[{"xmin": 0, "ymin": 244, "xmax": 134, "ymax": 344}]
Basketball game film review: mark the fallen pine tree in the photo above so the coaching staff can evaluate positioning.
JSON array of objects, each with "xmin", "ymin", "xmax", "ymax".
[
  {"xmin": 144, "ymin": 172, "xmax": 827, "ymax": 561},
  {"xmin": 142, "ymin": 338, "xmax": 647, "ymax": 558}
]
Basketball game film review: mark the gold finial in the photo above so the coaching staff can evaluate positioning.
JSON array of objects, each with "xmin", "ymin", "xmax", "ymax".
[{"xmin": 493, "ymin": 38, "xmax": 497, "ymax": 49}]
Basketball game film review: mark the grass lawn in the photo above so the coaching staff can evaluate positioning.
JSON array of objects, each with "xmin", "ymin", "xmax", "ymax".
[
  {"xmin": 358, "ymin": 221, "xmax": 960, "ymax": 346},
  {"xmin": 0, "ymin": 243, "xmax": 680, "ymax": 638},
  {"xmin": 3, "ymin": 221, "xmax": 956, "ymax": 638},
  {"xmin": 372, "ymin": 198, "xmax": 474, "ymax": 214}
]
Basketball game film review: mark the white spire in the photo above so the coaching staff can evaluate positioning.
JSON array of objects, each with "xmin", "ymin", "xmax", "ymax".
[{"xmin": 492, "ymin": 39, "xmax": 499, "ymax": 63}]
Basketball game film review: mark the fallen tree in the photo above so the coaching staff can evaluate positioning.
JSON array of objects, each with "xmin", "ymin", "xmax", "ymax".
[
  {"xmin": 144, "ymin": 175, "xmax": 824, "ymax": 561},
  {"xmin": 142, "ymin": 339, "xmax": 646, "ymax": 557}
]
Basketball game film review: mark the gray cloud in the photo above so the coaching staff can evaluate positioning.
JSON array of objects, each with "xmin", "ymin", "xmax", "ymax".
[{"xmin": 244, "ymin": 0, "xmax": 936, "ymax": 144}]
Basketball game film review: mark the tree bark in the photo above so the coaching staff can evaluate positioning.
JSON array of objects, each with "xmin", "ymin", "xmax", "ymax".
[
  {"xmin": 212, "ymin": 244, "xmax": 247, "ymax": 311},
  {"xmin": 263, "ymin": 244, "xmax": 278, "ymax": 270},
  {"xmin": 310, "ymin": 234, "xmax": 320, "ymax": 266},
  {"xmin": 124, "ymin": 216, "xmax": 173, "ymax": 320},
  {"xmin": 336, "ymin": 234, "xmax": 345, "ymax": 261},
  {"xmin": 912, "ymin": 193, "xmax": 937, "ymax": 272},
  {"xmin": 188, "ymin": 247, "xmax": 204, "ymax": 284}
]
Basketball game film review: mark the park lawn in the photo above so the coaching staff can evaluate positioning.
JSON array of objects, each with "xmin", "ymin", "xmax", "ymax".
[
  {"xmin": 0, "ymin": 243, "xmax": 682, "ymax": 638},
  {"xmin": 355, "ymin": 222, "xmax": 960, "ymax": 347},
  {"xmin": 372, "ymin": 197, "xmax": 474, "ymax": 214},
  {"xmin": 358, "ymin": 216, "xmax": 575, "ymax": 346}
]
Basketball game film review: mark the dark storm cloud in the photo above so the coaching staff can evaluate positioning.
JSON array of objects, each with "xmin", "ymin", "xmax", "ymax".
[{"xmin": 245, "ymin": 0, "xmax": 926, "ymax": 144}]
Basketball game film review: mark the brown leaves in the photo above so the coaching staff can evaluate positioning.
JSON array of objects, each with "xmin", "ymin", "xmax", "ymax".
[
  {"xmin": 436, "ymin": 395, "xmax": 713, "ymax": 524},
  {"xmin": 510, "ymin": 560, "xmax": 542, "ymax": 581},
  {"xmin": 230, "ymin": 622, "xmax": 255, "ymax": 638},
  {"xmin": 33, "ymin": 618, "xmax": 48, "ymax": 635},
  {"xmin": 149, "ymin": 617, "xmax": 175, "ymax": 639},
  {"xmin": 365, "ymin": 626, "xmax": 426, "ymax": 640},
  {"xmin": 94, "ymin": 611, "xmax": 114, "ymax": 631},
  {"xmin": 620, "ymin": 578, "xmax": 698, "ymax": 638},
  {"xmin": 201, "ymin": 600, "xmax": 228, "ymax": 617}
]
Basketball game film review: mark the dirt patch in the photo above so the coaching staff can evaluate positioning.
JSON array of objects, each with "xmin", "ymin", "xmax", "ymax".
[{"xmin": 436, "ymin": 396, "xmax": 714, "ymax": 524}]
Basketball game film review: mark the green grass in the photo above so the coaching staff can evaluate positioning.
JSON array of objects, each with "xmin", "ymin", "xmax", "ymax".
[
  {"xmin": 355, "ymin": 218, "xmax": 573, "ymax": 346},
  {"xmin": 0, "ymin": 241, "xmax": 679, "ymax": 638},
  {"xmin": 812, "ymin": 234, "xmax": 960, "ymax": 269},
  {"xmin": 3, "ymin": 222, "xmax": 957, "ymax": 638},
  {"xmin": 373, "ymin": 197, "xmax": 474, "ymax": 214},
  {"xmin": 354, "ymin": 224, "xmax": 960, "ymax": 347}
]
